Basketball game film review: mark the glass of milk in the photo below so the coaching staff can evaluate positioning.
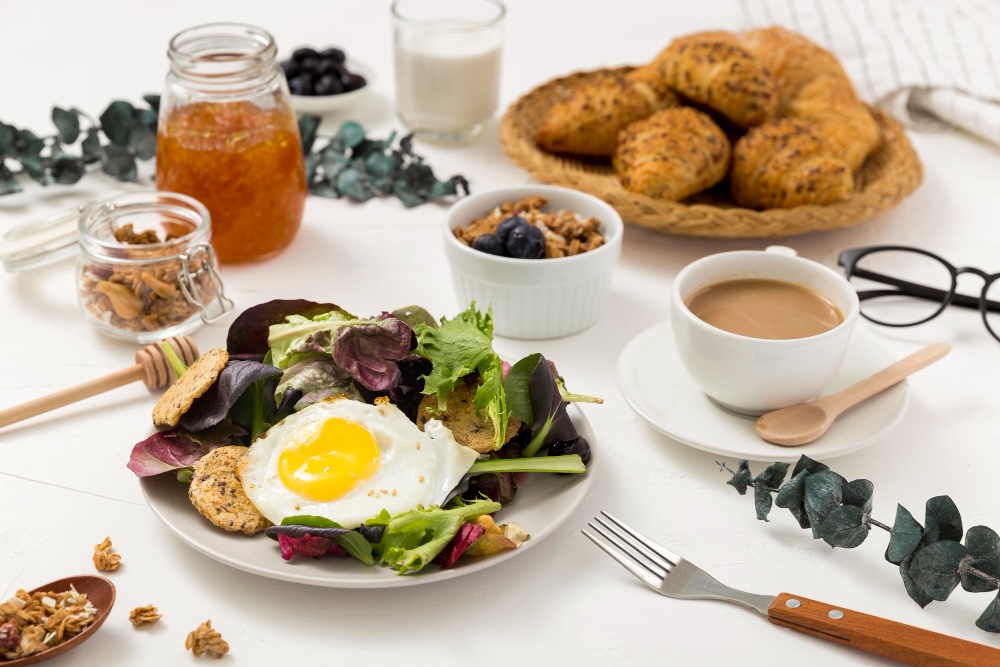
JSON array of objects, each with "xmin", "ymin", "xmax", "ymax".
[{"xmin": 392, "ymin": 0, "xmax": 505, "ymax": 143}]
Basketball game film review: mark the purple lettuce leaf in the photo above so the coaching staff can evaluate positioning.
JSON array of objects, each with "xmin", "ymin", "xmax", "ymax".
[
  {"xmin": 433, "ymin": 523, "xmax": 486, "ymax": 569},
  {"xmin": 179, "ymin": 360, "xmax": 283, "ymax": 432},
  {"xmin": 333, "ymin": 317, "xmax": 415, "ymax": 391},
  {"xmin": 226, "ymin": 299, "xmax": 351, "ymax": 360},
  {"xmin": 127, "ymin": 429, "xmax": 204, "ymax": 477},
  {"xmin": 276, "ymin": 534, "xmax": 346, "ymax": 560}
]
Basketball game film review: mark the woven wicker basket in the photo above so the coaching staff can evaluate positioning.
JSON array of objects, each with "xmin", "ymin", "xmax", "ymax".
[{"xmin": 499, "ymin": 67, "xmax": 924, "ymax": 238}]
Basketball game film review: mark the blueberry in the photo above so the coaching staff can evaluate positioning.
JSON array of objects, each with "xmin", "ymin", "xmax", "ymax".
[
  {"xmin": 298, "ymin": 56, "xmax": 322, "ymax": 75},
  {"xmin": 313, "ymin": 73, "xmax": 344, "ymax": 96},
  {"xmin": 280, "ymin": 60, "xmax": 300, "ymax": 78},
  {"xmin": 495, "ymin": 215, "xmax": 527, "ymax": 242},
  {"xmin": 292, "ymin": 47, "xmax": 319, "ymax": 62},
  {"xmin": 319, "ymin": 47, "xmax": 346, "ymax": 64},
  {"xmin": 472, "ymin": 234, "xmax": 508, "ymax": 256},
  {"xmin": 321, "ymin": 59, "xmax": 347, "ymax": 77},
  {"xmin": 505, "ymin": 223, "xmax": 545, "ymax": 259},
  {"xmin": 288, "ymin": 74, "xmax": 314, "ymax": 96},
  {"xmin": 342, "ymin": 73, "xmax": 367, "ymax": 92}
]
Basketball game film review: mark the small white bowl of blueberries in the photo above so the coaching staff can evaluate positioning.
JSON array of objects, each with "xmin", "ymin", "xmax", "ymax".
[
  {"xmin": 280, "ymin": 45, "xmax": 372, "ymax": 114},
  {"xmin": 444, "ymin": 185, "xmax": 623, "ymax": 339}
]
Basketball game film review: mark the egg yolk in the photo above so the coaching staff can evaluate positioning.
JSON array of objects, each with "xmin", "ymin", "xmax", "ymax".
[{"xmin": 277, "ymin": 417, "xmax": 381, "ymax": 501}]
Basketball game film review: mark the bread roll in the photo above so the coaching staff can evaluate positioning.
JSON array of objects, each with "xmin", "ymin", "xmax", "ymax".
[
  {"xmin": 614, "ymin": 107, "xmax": 731, "ymax": 201},
  {"xmin": 730, "ymin": 118, "xmax": 854, "ymax": 209},
  {"xmin": 653, "ymin": 38, "xmax": 778, "ymax": 127},
  {"xmin": 536, "ymin": 69, "xmax": 678, "ymax": 157}
]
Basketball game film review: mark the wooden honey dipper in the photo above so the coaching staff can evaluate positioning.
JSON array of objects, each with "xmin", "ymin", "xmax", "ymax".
[{"xmin": 0, "ymin": 336, "xmax": 200, "ymax": 429}]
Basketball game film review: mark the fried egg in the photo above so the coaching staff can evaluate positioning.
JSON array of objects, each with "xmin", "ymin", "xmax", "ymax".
[{"xmin": 239, "ymin": 396, "xmax": 479, "ymax": 528}]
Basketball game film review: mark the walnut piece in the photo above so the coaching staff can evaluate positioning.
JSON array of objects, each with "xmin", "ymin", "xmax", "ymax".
[
  {"xmin": 129, "ymin": 604, "xmax": 162, "ymax": 627},
  {"xmin": 93, "ymin": 536, "xmax": 121, "ymax": 572},
  {"xmin": 185, "ymin": 619, "xmax": 229, "ymax": 658}
]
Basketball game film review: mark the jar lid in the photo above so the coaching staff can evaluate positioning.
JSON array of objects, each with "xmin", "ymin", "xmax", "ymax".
[{"xmin": 0, "ymin": 206, "xmax": 81, "ymax": 273}]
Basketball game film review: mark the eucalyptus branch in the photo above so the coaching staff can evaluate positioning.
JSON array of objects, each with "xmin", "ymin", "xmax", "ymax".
[{"xmin": 719, "ymin": 455, "xmax": 1000, "ymax": 633}]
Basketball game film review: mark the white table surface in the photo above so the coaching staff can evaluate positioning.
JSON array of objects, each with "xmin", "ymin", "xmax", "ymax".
[{"xmin": 2, "ymin": 1, "xmax": 1000, "ymax": 665}]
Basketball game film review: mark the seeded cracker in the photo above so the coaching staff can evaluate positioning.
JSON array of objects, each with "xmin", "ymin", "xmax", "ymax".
[
  {"xmin": 415, "ymin": 376, "xmax": 521, "ymax": 454},
  {"xmin": 152, "ymin": 348, "xmax": 229, "ymax": 427},
  {"xmin": 189, "ymin": 446, "xmax": 271, "ymax": 536}
]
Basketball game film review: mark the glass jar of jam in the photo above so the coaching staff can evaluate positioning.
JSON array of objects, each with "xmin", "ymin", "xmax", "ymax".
[{"xmin": 157, "ymin": 23, "xmax": 306, "ymax": 263}]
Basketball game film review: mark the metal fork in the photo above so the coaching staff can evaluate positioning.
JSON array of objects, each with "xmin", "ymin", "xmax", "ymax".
[{"xmin": 583, "ymin": 511, "xmax": 1000, "ymax": 667}]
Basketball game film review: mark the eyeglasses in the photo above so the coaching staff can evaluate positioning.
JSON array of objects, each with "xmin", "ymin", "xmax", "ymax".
[{"xmin": 838, "ymin": 245, "xmax": 1000, "ymax": 342}]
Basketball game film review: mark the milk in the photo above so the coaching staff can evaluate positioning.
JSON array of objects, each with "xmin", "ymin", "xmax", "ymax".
[{"xmin": 394, "ymin": 27, "xmax": 502, "ymax": 138}]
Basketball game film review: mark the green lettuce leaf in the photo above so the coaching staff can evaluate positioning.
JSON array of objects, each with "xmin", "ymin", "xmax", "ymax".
[{"xmin": 268, "ymin": 311, "xmax": 354, "ymax": 368}]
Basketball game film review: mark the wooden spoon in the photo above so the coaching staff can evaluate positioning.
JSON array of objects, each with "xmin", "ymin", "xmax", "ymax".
[
  {"xmin": 755, "ymin": 342, "xmax": 951, "ymax": 446},
  {"xmin": 2, "ymin": 575, "xmax": 115, "ymax": 665},
  {"xmin": 0, "ymin": 335, "xmax": 199, "ymax": 429}
]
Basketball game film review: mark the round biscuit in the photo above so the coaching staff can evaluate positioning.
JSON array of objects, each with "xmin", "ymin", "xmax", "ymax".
[
  {"xmin": 152, "ymin": 348, "xmax": 229, "ymax": 427},
  {"xmin": 188, "ymin": 445, "xmax": 271, "ymax": 536}
]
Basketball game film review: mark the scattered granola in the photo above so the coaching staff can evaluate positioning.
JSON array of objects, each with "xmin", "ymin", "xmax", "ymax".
[
  {"xmin": 78, "ymin": 221, "xmax": 220, "ymax": 335},
  {"xmin": 454, "ymin": 196, "xmax": 606, "ymax": 259},
  {"xmin": 0, "ymin": 586, "xmax": 97, "ymax": 660},
  {"xmin": 128, "ymin": 604, "xmax": 161, "ymax": 627},
  {"xmin": 185, "ymin": 619, "xmax": 229, "ymax": 658},
  {"xmin": 92, "ymin": 536, "xmax": 121, "ymax": 572}
]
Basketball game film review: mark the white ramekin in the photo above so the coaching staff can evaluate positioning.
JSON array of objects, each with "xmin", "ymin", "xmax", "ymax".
[{"xmin": 444, "ymin": 185, "xmax": 623, "ymax": 339}]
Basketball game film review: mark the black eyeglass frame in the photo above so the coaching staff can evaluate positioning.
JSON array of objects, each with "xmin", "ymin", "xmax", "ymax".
[{"xmin": 837, "ymin": 245, "xmax": 1000, "ymax": 342}]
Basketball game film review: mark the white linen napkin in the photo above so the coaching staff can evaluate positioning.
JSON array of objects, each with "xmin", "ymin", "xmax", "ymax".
[{"xmin": 741, "ymin": 0, "xmax": 1000, "ymax": 146}]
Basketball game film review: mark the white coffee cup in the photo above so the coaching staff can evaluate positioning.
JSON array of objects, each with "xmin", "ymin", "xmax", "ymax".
[{"xmin": 670, "ymin": 246, "xmax": 860, "ymax": 415}]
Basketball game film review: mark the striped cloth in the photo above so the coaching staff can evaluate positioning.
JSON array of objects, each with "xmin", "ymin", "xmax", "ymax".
[{"xmin": 741, "ymin": 0, "xmax": 1000, "ymax": 146}]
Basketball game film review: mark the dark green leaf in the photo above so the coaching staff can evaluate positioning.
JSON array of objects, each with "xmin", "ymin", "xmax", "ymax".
[
  {"xmin": 900, "ymin": 554, "xmax": 935, "ymax": 608},
  {"xmin": 17, "ymin": 129, "xmax": 44, "ymax": 156},
  {"xmin": 142, "ymin": 94, "xmax": 161, "ymax": 113},
  {"xmin": 280, "ymin": 514, "xmax": 341, "ymax": 528},
  {"xmin": 127, "ymin": 122, "xmax": 157, "ymax": 160},
  {"xmin": 909, "ymin": 540, "xmax": 967, "ymax": 602},
  {"xmin": 335, "ymin": 121, "xmax": 366, "ymax": 149},
  {"xmin": 393, "ymin": 180, "xmax": 427, "ymax": 208},
  {"xmin": 977, "ymin": 593, "xmax": 1000, "ymax": 633},
  {"xmin": 791, "ymin": 454, "xmax": 829, "ymax": 478},
  {"xmin": 429, "ymin": 174, "xmax": 470, "ymax": 199},
  {"xmin": 886, "ymin": 504, "xmax": 924, "ymax": 565},
  {"xmin": 99, "ymin": 100, "xmax": 136, "ymax": 147},
  {"xmin": 137, "ymin": 108, "xmax": 158, "ymax": 133},
  {"xmin": 298, "ymin": 114, "xmax": 321, "ymax": 154},
  {"xmin": 818, "ymin": 505, "xmax": 869, "ymax": 548},
  {"xmin": 320, "ymin": 151, "xmax": 350, "ymax": 179},
  {"xmin": 754, "ymin": 462, "xmax": 789, "ymax": 490},
  {"xmin": 774, "ymin": 469, "xmax": 812, "ymax": 529},
  {"xmin": 336, "ymin": 166, "xmax": 375, "ymax": 201},
  {"xmin": 52, "ymin": 106, "xmax": 80, "ymax": 143},
  {"xmin": 334, "ymin": 530, "xmax": 375, "ymax": 565},
  {"xmin": 19, "ymin": 154, "xmax": 52, "ymax": 185},
  {"xmin": 962, "ymin": 525, "xmax": 1000, "ymax": 593},
  {"xmin": 841, "ymin": 479, "xmax": 874, "ymax": 513},
  {"xmin": 304, "ymin": 152, "xmax": 322, "ymax": 181},
  {"xmin": 81, "ymin": 128, "xmax": 102, "ymax": 162},
  {"xmin": 754, "ymin": 483, "xmax": 774, "ymax": 521},
  {"xmin": 0, "ymin": 123, "xmax": 15, "ymax": 156},
  {"xmin": 308, "ymin": 181, "xmax": 341, "ymax": 198},
  {"xmin": 922, "ymin": 496, "xmax": 963, "ymax": 547},
  {"xmin": 0, "ymin": 163, "xmax": 22, "ymax": 195},
  {"xmin": 804, "ymin": 470, "xmax": 846, "ymax": 539},
  {"xmin": 727, "ymin": 460, "xmax": 753, "ymax": 496},
  {"xmin": 503, "ymin": 353, "xmax": 541, "ymax": 426},
  {"xmin": 51, "ymin": 158, "xmax": 85, "ymax": 184},
  {"xmin": 101, "ymin": 144, "xmax": 137, "ymax": 181}
]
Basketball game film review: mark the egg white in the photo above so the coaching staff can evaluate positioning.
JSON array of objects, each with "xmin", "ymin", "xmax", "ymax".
[{"xmin": 239, "ymin": 397, "xmax": 479, "ymax": 529}]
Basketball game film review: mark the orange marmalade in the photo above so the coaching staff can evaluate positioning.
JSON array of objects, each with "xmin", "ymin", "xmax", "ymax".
[{"xmin": 156, "ymin": 100, "xmax": 306, "ymax": 263}]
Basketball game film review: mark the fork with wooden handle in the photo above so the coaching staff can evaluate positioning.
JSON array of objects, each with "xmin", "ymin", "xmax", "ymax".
[
  {"xmin": 583, "ymin": 511, "xmax": 1000, "ymax": 667},
  {"xmin": 0, "ymin": 336, "xmax": 199, "ymax": 429}
]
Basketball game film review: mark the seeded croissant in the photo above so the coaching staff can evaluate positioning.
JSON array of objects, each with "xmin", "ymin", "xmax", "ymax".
[
  {"xmin": 614, "ymin": 107, "xmax": 731, "ymax": 201},
  {"xmin": 652, "ymin": 38, "xmax": 778, "ymax": 128},
  {"xmin": 730, "ymin": 118, "xmax": 854, "ymax": 209},
  {"xmin": 536, "ymin": 68, "xmax": 678, "ymax": 157}
]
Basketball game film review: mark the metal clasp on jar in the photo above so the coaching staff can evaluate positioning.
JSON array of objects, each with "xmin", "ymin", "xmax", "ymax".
[{"xmin": 177, "ymin": 242, "xmax": 233, "ymax": 323}]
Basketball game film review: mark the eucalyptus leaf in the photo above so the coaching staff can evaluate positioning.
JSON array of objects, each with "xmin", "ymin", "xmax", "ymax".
[
  {"xmin": 336, "ymin": 121, "xmax": 366, "ymax": 148},
  {"xmin": 886, "ymin": 504, "xmax": 924, "ymax": 565},
  {"xmin": 754, "ymin": 462, "xmax": 789, "ymax": 490},
  {"xmin": 818, "ymin": 505, "xmax": 870, "ymax": 548},
  {"xmin": 842, "ymin": 479, "xmax": 874, "ymax": 513},
  {"xmin": 51, "ymin": 158, "xmax": 85, "ymax": 184},
  {"xmin": 804, "ymin": 470, "xmax": 846, "ymax": 539},
  {"xmin": 17, "ymin": 129, "xmax": 44, "ymax": 156},
  {"xmin": 81, "ymin": 128, "xmax": 102, "ymax": 162},
  {"xmin": 298, "ymin": 114, "xmax": 321, "ymax": 154},
  {"xmin": 791, "ymin": 454, "xmax": 829, "ymax": 478},
  {"xmin": 18, "ymin": 155, "xmax": 51, "ymax": 185},
  {"xmin": 774, "ymin": 469, "xmax": 812, "ymax": 529},
  {"xmin": 922, "ymin": 495, "xmax": 963, "ymax": 547},
  {"xmin": 0, "ymin": 123, "xmax": 15, "ymax": 156},
  {"xmin": 337, "ymin": 167, "xmax": 375, "ymax": 201},
  {"xmin": 0, "ymin": 164, "xmax": 22, "ymax": 194},
  {"xmin": 309, "ymin": 181, "xmax": 341, "ymax": 198},
  {"xmin": 128, "ymin": 122, "xmax": 157, "ymax": 160},
  {"xmin": 727, "ymin": 460, "xmax": 753, "ymax": 496},
  {"xmin": 51, "ymin": 106, "xmax": 80, "ymax": 143},
  {"xmin": 754, "ymin": 483, "xmax": 774, "ymax": 521},
  {"xmin": 99, "ymin": 100, "xmax": 135, "ymax": 147},
  {"xmin": 962, "ymin": 525, "xmax": 1000, "ymax": 593},
  {"xmin": 142, "ymin": 94, "xmax": 161, "ymax": 113},
  {"xmin": 137, "ymin": 108, "xmax": 158, "ymax": 132},
  {"xmin": 909, "ymin": 540, "xmax": 967, "ymax": 602},
  {"xmin": 900, "ymin": 554, "xmax": 936, "ymax": 608},
  {"xmin": 101, "ymin": 144, "xmax": 137, "ymax": 181},
  {"xmin": 977, "ymin": 592, "xmax": 1000, "ymax": 633}
]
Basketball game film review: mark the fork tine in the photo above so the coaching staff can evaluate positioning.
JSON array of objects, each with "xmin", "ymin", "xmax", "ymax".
[
  {"xmin": 600, "ymin": 510, "xmax": 681, "ymax": 564},
  {"xmin": 592, "ymin": 515, "xmax": 673, "ymax": 573},
  {"xmin": 588, "ymin": 520, "xmax": 668, "ymax": 579},
  {"xmin": 581, "ymin": 528, "xmax": 665, "ymax": 592}
]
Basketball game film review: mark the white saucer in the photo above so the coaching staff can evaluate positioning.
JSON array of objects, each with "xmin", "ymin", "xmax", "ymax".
[{"xmin": 617, "ymin": 322, "xmax": 909, "ymax": 463}]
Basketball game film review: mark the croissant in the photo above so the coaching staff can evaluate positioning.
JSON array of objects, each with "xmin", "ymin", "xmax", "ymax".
[
  {"xmin": 730, "ymin": 118, "xmax": 854, "ymax": 209},
  {"xmin": 614, "ymin": 107, "xmax": 731, "ymax": 201},
  {"xmin": 536, "ymin": 68, "xmax": 678, "ymax": 157},
  {"xmin": 652, "ymin": 38, "xmax": 778, "ymax": 128}
]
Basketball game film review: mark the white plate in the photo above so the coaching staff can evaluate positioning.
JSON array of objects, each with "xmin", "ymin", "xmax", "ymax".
[
  {"xmin": 288, "ymin": 60, "xmax": 375, "ymax": 115},
  {"xmin": 617, "ymin": 321, "xmax": 909, "ymax": 463},
  {"xmin": 139, "ymin": 404, "xmax": 596, "ymax": 588}
]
